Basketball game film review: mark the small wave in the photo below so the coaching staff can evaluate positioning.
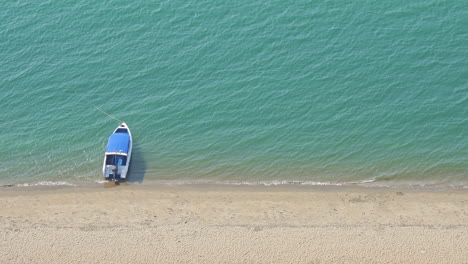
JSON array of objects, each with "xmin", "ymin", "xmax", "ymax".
[
  {"xmin": 141, "ymin": 179, "xmax": 346, "ymax": 187},
  {"xmin": 95, "ymin": 180, "xmax": 110, "ymax": 184},
  {"xmin": 239, "ymin": 180, "xmax": 344, "ymax": 186},
  {"xmin": 139, "ymin": 179, "xmax": 467, "ymax": 190},
  {"xmin": 360, "ymin": 179, "xmax": 376, "ymax": 183},
  {"xmin": 15, "ymin": 181, "xmax": 76, "ymax": 187}
]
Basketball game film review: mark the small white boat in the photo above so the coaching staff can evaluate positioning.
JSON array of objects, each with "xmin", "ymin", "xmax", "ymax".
[{"xmin": 102, "ymin": 123, "xmax": 132, "ymax": 180}]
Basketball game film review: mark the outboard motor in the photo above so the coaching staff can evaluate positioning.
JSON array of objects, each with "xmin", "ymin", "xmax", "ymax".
[{"xmin": 112, "ymin": 165, "xmax": 118, "ymax": 181}]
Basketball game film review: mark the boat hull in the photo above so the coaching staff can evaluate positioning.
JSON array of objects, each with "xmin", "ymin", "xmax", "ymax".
[{"xmin": 102, "ymin": 123, "xmax": 132, "ymax": 180}]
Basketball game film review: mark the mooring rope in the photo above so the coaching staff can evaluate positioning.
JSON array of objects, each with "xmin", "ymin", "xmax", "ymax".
[{"xmin": 94, "ymin": 106, "xmax": 124, "ymax": 124}]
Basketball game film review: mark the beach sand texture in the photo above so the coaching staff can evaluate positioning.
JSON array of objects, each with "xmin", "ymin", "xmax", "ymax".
[{"xmin": 1, "ymin": 185, "xmax": 467, "ymax": 263}]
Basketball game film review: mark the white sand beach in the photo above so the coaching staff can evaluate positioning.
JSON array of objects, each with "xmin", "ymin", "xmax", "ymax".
[{"xmin": 1, "ymin": 184, "xmax": 467, "ymax": 263}]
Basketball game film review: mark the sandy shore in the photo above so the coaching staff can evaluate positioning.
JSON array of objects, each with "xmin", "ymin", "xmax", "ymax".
[{"xmin": 1, "ymin": 184, "xmax": 467, "ymax": 263}]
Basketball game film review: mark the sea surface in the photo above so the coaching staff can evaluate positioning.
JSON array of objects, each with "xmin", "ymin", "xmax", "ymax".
[{"xmin": 1, "ymin": 0, "xmax": 467, "ymax": 187}]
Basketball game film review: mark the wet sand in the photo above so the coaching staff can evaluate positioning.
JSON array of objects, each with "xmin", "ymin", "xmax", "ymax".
[{"xmin": 1, "ymin": 184, "xmax": 467, "ymax": 263}]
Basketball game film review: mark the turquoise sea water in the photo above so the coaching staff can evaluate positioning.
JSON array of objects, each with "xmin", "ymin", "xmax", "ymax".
[{"xmin": 1, "ymin": 0, "xmax": 467, "ymax": 187}]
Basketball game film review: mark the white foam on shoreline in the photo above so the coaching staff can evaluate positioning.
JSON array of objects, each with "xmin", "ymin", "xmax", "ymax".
[
  {"xmin": 3, "ymin": 179, "xmax": 466, "ymax": 191},
  {"xmin": 15, "ymin": 181, "xmax": 76, "ymax": 187},
  {"xmin": 225, "ymin": 181, "xmax": 344, "ymax": 186}
]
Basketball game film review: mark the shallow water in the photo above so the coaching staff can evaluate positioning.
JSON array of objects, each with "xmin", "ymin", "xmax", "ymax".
[{"xmin": 1, "ymin": 0, "xmax": 467, "ymax": 186}]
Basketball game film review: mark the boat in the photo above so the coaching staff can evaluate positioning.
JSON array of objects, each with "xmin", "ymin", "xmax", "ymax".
[{"xmin": 102, "ymin": 123, "xmax": 132, "ymax": 180}]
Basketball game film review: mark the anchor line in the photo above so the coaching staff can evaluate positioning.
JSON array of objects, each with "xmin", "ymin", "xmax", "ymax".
[{"xmin": 94, "ymin": 106, "xmax": 124, "ymax": 124}]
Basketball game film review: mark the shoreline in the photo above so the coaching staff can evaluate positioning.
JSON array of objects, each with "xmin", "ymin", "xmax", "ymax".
[
  {"xmin": 1, "ymin": 184, "xmax": 467, "ymax": 263},
  {"xmin": 2, "ymin": 178, "xmax": 467, "ymax": 192}
]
